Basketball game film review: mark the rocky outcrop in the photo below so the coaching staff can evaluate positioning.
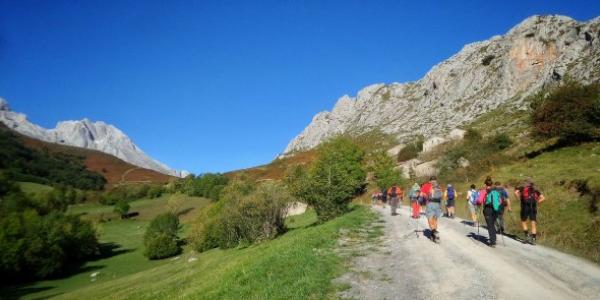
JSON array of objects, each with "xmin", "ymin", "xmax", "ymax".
[
  {"xmin": 414, "ymin": 160, "xmax": 439, "ymax": 178},
  {"xmin": 386, "ymin": 144, "xmax": 406, "ymax": 157},
  {"xmin": 422, "ymin": 129, "xmax": 466, "ymax": 153},
  {"xmin": 284, "ymin": 15, "xmax": 600, "ymax": 154},
  {"xmin": 0, "ymin": 98, "xmax": 183, "ymax": 177}
]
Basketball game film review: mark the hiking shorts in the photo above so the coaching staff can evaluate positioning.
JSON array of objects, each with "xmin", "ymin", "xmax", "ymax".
[
  {"xmin": 446, "ymin": 198, "xmax": 455, "ymax": 208},
  {"xmin": 426, "ymin": 202, "xmax": 442, "ymax": 219},
  {"xmin": 520, "ymin": 202, "xmax": 537, "ymax": 222},
  {"xmin": 418, "ymin": 196, "xmax": 427, "ymax": 206},
  {"xmin": 468, "ymin": 201, "xmax": 476, "ymax": 214}
]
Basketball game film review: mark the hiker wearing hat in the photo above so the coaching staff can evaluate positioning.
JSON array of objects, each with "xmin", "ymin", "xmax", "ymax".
[
  {"xmin": 426, "ymin": 176, "xmax": 442, "ymax": 242},
  {"xmin": 444, "ymin": 183, "xmax": 457, "ymax": 218},
  {"xmin": 515, "ymin": 179, "xmax": 545, "ymax": 244}
]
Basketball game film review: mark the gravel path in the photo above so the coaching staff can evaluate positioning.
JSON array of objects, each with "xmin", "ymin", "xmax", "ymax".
[{"xmin": 336, "ymin": 204, "xmax": 600, "ymax": 300}]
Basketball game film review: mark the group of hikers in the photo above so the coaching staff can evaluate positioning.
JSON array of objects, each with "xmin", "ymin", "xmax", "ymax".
[{"xmin": 371, "ymin": 176, "xmax": 545, "ymax": 247}]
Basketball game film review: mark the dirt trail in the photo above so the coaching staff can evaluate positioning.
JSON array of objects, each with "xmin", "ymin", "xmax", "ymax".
[{"xmin": 336, "ymin": 205, "xmax": 600, "ymax": 300}]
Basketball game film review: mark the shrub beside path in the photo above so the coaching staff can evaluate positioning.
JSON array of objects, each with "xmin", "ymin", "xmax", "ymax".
[{"xmin": 335, "ymin": 205, "xmax": 600, "ymax": 299}]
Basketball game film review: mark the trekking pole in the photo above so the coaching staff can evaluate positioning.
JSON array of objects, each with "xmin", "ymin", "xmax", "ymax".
[{"xmin": 476, "ymin": 206, "xmax": 480, "ymax": 237}]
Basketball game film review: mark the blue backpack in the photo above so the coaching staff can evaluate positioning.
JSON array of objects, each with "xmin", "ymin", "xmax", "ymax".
[
  {"xmin": 469, "ymin": 189, "xmax": 478, "ymax": 205},
  {"xmin": 447, "ymin": 187, "xmax": 455, "ymax": 200}
]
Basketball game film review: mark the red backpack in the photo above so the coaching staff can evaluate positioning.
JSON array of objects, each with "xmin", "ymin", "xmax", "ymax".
[
  {"xmin": 522, "ymin": 186, "xmax": 538, "ymax": 203},
  {"xmin": 475, "ymin": 189, "xmax": 488, "ymax": 206}
]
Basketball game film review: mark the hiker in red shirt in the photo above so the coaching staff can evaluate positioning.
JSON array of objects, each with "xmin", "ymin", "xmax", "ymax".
[{"xmin": 419, "ymin": 178, "xmax": 433, "ymax": 214}]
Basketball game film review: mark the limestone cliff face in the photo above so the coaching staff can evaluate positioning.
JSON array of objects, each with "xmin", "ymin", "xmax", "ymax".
[{"xmin": 284, "ymin": 15, "xmax": 600, "ymax": 154}]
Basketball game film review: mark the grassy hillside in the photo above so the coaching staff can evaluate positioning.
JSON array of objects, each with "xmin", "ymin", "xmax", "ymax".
[
  {"xmin": 8, "ymin": 206, "xmax": 375, "ymax": 300},
  {"xmin": 18, "ymin": 181, "xmax": 54, "ymax": 194},
  {"xmin": 11, "ymin": 125, "xmax": 174, "ymax": 188},
  {"xmin": 3, "ymin": 194, "xmax": 210, "ymax": 299}
]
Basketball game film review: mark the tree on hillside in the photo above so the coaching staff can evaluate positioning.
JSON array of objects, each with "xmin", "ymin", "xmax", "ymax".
[
  {"xmin": 366, "ymin": 150, "xmax": 403, "ymax": 191},
  {"xmin": 530, "ymin": 81, "xmax": 600, "ymax": 143},
  {"xmin": 114, "ymin": 200, "xmax": 131, "ymax": 219},
  {"xmin": 286, "ymin": 136, "xmax": 366, "ymax": 222},
  {"xmin": 144, "ymin": 212, "xmax": 181, "ymax": 259}
]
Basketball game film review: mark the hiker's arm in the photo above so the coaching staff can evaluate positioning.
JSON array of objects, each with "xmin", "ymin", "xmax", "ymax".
[
  {"xmin": 507, "ymin": 198, "xmax": 513, "ymax": 211},
  {"xmin": 538, "ymin": 194, "xmax": 545, "ymax": 203}
]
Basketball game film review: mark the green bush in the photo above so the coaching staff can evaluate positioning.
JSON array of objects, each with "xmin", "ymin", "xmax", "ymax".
[
  {"xmin": 437, "ymin": 130, "xmax": 512, "ymax": 180},
  {"xmin": 286, "ymin": 137, "xmax": 365, "ymax": 222},
  {"xmin": 397, "ymin": 136, "xmax": 424, "ymax": 162},
  {"xmin": 366, "ymin": 150, "xmax": 403, "ymax": 190},
  {"xmin": 113, "ymin": 200, "xmax": 130, "ymax": 219},
  {"xmin": 168, "ymin": 173, "xmax": 229, "ymax": 201},
  {"xmin": 143, "ymin": 213, "xmax": 181, "ymax": 259},
  {"xmin": 0, "ymin": 179, "xmax": 98, "ymax": 282},
  {"xmin": 98, "ymin": 184, "xmax": 164, "ymax": 205},
  {"xmin": 530, "ymin": 81, "xmax": 600, "ymax": 143},
  {"xmin": 490, "ymin": 133, "xmax": 513, "ymax": 150},
  {"xmin": 192, "ymin": 181, "xmax": 292, "ymax": 251},
  {"xmin": 143, "ymin": 232, "xmax": 180, "ymax": 260}
]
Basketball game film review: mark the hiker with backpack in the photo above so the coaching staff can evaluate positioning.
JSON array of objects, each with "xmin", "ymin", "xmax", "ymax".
[
  {"xmin": 515, "ymin": 179, "xmax": 545, "ymax": 244},
  {"xmin": 387, "ymin": 184, "xmax": 403, "ymax": 216},
  {"xmin": 444, "ymin": 184, "xmax": 457, "ymax": 218},
  {"xmin": 495, "ymin": 182, "xmax": 512, "ymax": 234},
  {"xmin": 409, "ymin": 183, "xmax": 421, "ymax": 219},
  {"xmin": 466, "ymin": 184, "xmax": 478, "ymax": 225},
  {"xmin": 380, "ymin": 188, "xmax": 388, "ymax": 208},
  {"xmin": 420, "ymin": 180, "xmax": 433, "ymax": 214},
  {"xmin": 479, "ymin": 178, "xmax": 505, "ymax": 247},
  {"xmin": 426, "ymin": 177, "xmax": 442, "ymax": 242}
]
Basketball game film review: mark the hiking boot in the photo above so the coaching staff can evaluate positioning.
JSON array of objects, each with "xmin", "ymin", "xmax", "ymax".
[
  {"xmin": 490, "ymin": 242, "xmax": 496, "ymax": 248},
  {"xmin": 529, "ymin": 235, "xmax": 537, "ymax": 245}
]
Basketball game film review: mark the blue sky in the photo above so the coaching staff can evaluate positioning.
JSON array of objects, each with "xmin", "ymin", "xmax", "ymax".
[{"xmin": 1, "ymin": 1, "xmax": 598, "ymax": 174}]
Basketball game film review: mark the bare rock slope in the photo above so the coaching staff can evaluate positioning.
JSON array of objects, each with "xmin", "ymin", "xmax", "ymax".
[{"xmin": 285, "ymin": 15, "xmax": 600, "ymax": 154}]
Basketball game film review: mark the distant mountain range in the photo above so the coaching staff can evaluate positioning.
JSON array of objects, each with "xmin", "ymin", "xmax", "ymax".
[
  {"xmin": 0, "ymin": 98, "xmax": 187, "ymax": 177},
  {"xmin": 283, "ymin": 15, "xmax": 600, "ymax": 154}
]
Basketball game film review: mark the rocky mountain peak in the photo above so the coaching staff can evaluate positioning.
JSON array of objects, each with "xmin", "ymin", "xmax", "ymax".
[
  {"xmin": 0, "ymin": 98, "xmax": 9, "ymax": 111},
  {"xmin": 283, "ymin": 15, "xmax": 600, "ymax": 155},
  {"xmin": 0, "ymin": 99, "xmax": 184, "ymax": 177}
]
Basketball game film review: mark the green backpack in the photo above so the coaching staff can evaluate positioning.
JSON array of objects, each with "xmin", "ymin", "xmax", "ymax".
[{"xmin": 486, "ymin": 189, "xmax": 503, "ymax": 212}]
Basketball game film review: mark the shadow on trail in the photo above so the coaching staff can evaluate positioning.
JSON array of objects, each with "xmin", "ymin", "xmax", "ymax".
[
  {"xmin": 467, "ymin": 232, "xmax": 489, "ymax": 246},
  {"xmin": 503, "ymin": 232, "xmax": 528, "ymax": 244},
  {"xmin": 423, "ymin": 229, "xmax": 432, "ymax": 239},
  {"xmin": 460, "ymin": 220, "xmax": 476, "ymax": 227}
]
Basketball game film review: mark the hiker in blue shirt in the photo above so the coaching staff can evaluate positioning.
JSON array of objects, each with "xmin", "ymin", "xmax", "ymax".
[{"xmin": 444, "ymin": 184, "xmax": 457, "ymax": 218}]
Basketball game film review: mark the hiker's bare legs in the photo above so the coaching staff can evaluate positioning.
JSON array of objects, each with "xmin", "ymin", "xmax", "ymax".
[
  {"xmin": 428, "ymin": 217, "xmax": 437, "ymax": 231},
  {"xmin": 521, "ymin": 221, "xmax": 528, "ymax": 231},
  {"xmin": 471, "ymin": 212, "xmax": 477, "ymax": 223},
  {"xmin": 531, "ymin": 221, "xmax": 537, "ymax": 235}
]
